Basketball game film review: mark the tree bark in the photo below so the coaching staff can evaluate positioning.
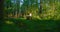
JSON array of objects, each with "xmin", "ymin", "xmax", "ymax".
[
  {"xmin": 16, "ymin": 0, "xmax": 20, "ymax": 18},
  {"xmin": 0, "ymin": 0, "xmax": 4, "ymax": 32},
  {"xmin": 40, "ymin": 0, "xmax": 42, "ymax": 13}
]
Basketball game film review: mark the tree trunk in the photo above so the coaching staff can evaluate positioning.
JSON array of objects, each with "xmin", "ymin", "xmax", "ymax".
[
  {"xmin": 16, "ymin": 0, "xmax": 20, "ymax": 18},
  {"xmin": 40, "ymin": 0, "xmax": 42, "ymax": 13},
  {"xmin": 0, "ymin": 0, "xmax": 4, "ymax": 32}
]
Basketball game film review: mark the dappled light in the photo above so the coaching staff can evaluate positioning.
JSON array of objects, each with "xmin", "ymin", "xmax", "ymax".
[{"xmin": 5, "ymin": 21, "xmax": 14, "ymax": 24}]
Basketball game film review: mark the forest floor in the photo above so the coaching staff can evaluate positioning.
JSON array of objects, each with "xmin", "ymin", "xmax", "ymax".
[{"xmin": 2, "ymin": 18, "xmax": 60, "ymax": 32}]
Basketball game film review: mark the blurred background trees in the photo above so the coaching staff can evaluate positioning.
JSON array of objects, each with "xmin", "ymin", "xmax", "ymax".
[
  {"xmin": 3, "ymin": 0, "xmax": 60, "ymax": 20},
  {"xmin": 1, "ymin": 0, "xmax": 60, "ymax": 32}
]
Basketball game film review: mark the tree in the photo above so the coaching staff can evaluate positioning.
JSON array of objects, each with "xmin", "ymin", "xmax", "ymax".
[
  {"xmin": 0, "ymin": 0, "xmax": 4, "ymax": 32},
  {"xmin": 15, "ymin": 0, "xmax": 20, "ymax": 18},
  {"xmin": 4, "ymin": 0, "xmax": 13, "ymax": 18},
  {"xmin": 39, "ymin": 0, "xmax": 42, "ymax": 13}
]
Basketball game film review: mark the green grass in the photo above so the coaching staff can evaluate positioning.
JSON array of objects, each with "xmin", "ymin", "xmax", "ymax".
[{"xmin": 2, "ymin": 18, "xmax": 60, "ymax": 32}]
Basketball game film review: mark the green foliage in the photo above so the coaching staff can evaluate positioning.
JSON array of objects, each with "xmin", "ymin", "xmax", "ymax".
[
  {"xmin": 3, "ymin": 19, "xmax": 60, "ymax": 32},
  {"xmin": 2, "ymin": 0, "xmax": 60, "ymax": 32},
  {"xmin": 4, "ymin": 0, "xmax": 60, "ymax": 20}
]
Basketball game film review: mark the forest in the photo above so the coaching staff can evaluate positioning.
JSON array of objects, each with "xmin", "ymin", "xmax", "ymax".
[{"xmin": 0, "ymin": 0, "xmax": 60, "ymax": 32}]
